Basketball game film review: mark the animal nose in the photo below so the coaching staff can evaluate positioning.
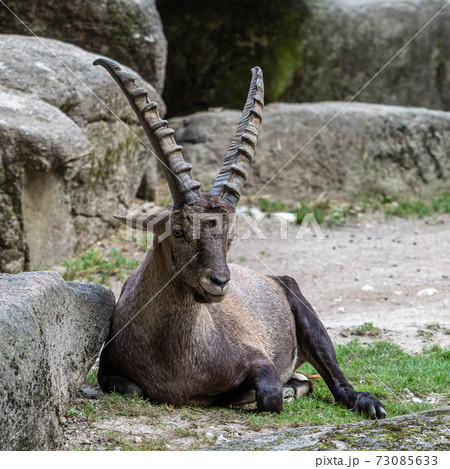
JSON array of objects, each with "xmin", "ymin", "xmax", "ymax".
[{"xmin": 210, "ymin": 273, "xmax": 230, "ymax": 288}]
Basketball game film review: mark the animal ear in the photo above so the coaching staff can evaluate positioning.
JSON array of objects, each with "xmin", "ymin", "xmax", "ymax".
[{"xmin": 113, "ymin": 205, "xmax": 172, "ymax": 232}]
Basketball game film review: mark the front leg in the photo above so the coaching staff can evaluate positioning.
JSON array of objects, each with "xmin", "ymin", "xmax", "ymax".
[
  {"xmin": 247, "ymin": 359, "xmax": 284, "ymax": 413},
  {"xmin": 272, "ymin": 276, "xmax": 386, "ymax": 420}
]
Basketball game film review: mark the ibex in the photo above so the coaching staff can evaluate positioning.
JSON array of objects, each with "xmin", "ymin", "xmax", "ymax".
[{"xmin": 94, "ymin": 58, "xmax": 386, "ymax": 418}]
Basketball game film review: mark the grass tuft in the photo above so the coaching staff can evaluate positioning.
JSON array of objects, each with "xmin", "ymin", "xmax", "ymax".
[
  {"xmin": 343, "ymin": 322, "xmax": 381, "ymax": 337},
  {"xmin": 255, "ymin": 192, "xmax": 450, "ymax": 227},
  {"xmin": 63, "ymin": 247, "xmax": 140, "ymax": 286},
  {"xmin": 257, "ymin": 197, "xmax": 286, "ymax": 213}
]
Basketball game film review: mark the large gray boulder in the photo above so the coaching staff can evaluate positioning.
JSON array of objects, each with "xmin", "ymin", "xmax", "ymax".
[
  {"xmin": 0, "ymin": 0, "xmax": 167, "ymax": 93},
  {"xmin": 0, "ymin": 271, "xmax": 115, "ymax": 450},
  {"xmin": 169, "ymin": 102, "xmax": 450, "ymax": 202},
  {"xmin": 282, "ymin": 0, "xmax": 450, "ymax": 111},
  {"xmin": 0, "ymin": 35, "xmax": 163, "ymax": 273},
  {"xmin": 158, "ymin": 0, "xmax": 449, "ymax": 115}
]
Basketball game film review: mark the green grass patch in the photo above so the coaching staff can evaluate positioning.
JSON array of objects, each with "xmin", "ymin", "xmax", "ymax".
[
  {"xmin": 343, "ymin": 322, "xmax": 381, "ymax": 337},
  {"xmin": 97, "ymin": 392, "xmax": 171, "ymax": 419},
  {"xmin": 417, "ymin": 329, "xmax": 434, "ymax": 339},
  {"xmin": 63, "ymin": 247, "xmax": 140, "ymax": 286},
  {"xmin": 256, "ymin": 192, "xmax": 450, "ymax": 227},
  {"xmin": 426, "ymin": 323, "xmax": 442, "ymax": 331},
  {"xmin": 323, "ymin": 341, "xmax": 449, "ymax": 399},
  {"xmin": 257, "ymin": 197, "xmax": 286, "ymax": 214},
  {"xmin": 384, "ymin": 199, "xmax": 432, "ymax": 218}
]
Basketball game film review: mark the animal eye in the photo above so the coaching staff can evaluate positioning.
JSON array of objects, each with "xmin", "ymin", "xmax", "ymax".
[{"xmin": 172, "ymin": 227, "xmax": 184, "ymax": 238}]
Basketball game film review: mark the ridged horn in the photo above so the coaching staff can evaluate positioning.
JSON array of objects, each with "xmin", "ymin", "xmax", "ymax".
[
  {"xmin": 94, "ymin": 58, "xmax": 202, "ymax": 209},
  {"xmin": 210, "ymin": 66, "xmax": 264, "ymax": 206}
]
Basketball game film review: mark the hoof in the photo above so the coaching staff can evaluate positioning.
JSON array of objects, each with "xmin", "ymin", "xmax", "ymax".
[
  {"xmin": 282, "ymin": 386, "xmax": 295, "ymax": 402},
  {"xmin": 352, "ymin": 392, "xmax": 387, "ymax": 420},
  {"xmin": 77, "ymin": 383, "xmax": 104, "ymax": 400},
  {"xmin": 338, "ymin": 389, "xmax": 387, "ymax": 420},
  {"xmin": 284, "ymin": 373, "xmax": 313, "ymax": 400}
]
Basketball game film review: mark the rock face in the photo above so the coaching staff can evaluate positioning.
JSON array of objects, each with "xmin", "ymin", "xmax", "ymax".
[
  {"xmin": 282, "ymin": 0, "xmax": 450, "ymax": 111},
  {"xmin": 0, "ymin": 35, "xmax": 164, "ymax": 273},
  {"xmin": 213, "ymin": 407, "xmax": 450, "ymax": 450},
  {"xmin": 0, "ymin": 271, "xmax": 115, "ymax": 450},
  {"xmin": 0, "ymin": 0, "xmax": 167, "ymax": 93},
  {"xmin": 158, "ymin": 0, "xmax": 449, "ymax": 115},
  {"xmin": 169, "ymin": 102, "xmax": 450, "ymax": 202},
  {"xmin": 157, "ymin": 0, "xmax": 307, "ymax": 115}
]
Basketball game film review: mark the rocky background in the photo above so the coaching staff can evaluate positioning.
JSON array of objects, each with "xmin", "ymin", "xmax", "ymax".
[
  {"xmin": 158, "ymin": 0, "xmax": 450, "ymax": 115},
  {"xmin": 0, "ymin": 0, "xmax": 449, "ymax": 451},
  {"xmin": 0, "ymin": 35, "xmax": 164, "ymax": 273},
  {"xmin": 1, "ymin": 0, "xmax": 449, "ymax": 273}
]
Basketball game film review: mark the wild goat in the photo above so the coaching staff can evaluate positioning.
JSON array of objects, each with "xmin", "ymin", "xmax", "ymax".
[{"xmin": 94, "ymin": 58, "xmax": 386, "ymax": 418}]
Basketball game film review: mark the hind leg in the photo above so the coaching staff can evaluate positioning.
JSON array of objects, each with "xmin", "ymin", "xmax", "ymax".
[{"xmin": 272, "ymin": 276, "xmax": 386, "ymax": 420}]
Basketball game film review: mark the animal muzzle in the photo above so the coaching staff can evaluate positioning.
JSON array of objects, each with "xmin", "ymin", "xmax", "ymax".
[{"xmin": 199, "ymin": 272, "xmax": 230, "ymax": 299}]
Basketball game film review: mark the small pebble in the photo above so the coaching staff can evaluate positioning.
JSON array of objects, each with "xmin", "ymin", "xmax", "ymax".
[
  {"xmin": 249, "ymin": 207, "xmax": 263, "ymax": 217},
  {"xmin": 216, "ymin": 434, "xmax": 228, "ymax": 445},
  {"xmin": 271, "ymin": 212, "xmax": 296, "ymax": 223},
  {"xmin": 417, "ymin": 288, "xmax": 438, "ymax": 297},
  {"xmin": 361, "ymin": 284, "xmax": 374, "ymax": 292}
]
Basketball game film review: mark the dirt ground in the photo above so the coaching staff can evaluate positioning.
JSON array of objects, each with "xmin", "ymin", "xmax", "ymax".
[
  {"xmin": 229, "ymin": 212, "xmax": 450, "ymax": 353},
  {"xmin": 63, "ymin": 213, "xmax": 450, "ymax": 450}
]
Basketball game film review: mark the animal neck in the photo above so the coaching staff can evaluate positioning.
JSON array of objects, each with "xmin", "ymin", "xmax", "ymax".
[{"xmin": 136, "ymin": 238, "xmax": 204, "ymax": 321}]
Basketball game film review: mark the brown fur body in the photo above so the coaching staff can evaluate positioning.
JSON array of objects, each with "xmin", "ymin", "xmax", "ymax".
[{"xmin": 101, "ymin": 262, "xmax": 297, "ymax": 407}]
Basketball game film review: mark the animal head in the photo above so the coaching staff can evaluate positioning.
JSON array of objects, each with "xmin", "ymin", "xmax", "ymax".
[{"xmin": 95, "ymin": 59, "xmax": 264, "ymax": 302}]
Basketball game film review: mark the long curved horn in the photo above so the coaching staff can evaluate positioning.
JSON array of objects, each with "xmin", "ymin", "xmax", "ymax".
[
  {"xmin": 210, "ymin": 66, "xmax": 264, "ymax": 206},
  {"xmin": 94, "ymin": 58, "xmax": 202, "ymax": 209}
]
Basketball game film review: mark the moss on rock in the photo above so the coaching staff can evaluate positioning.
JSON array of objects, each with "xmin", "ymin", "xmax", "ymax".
[
  {"xmin": 157, "ymin": 0, "xmax": 309, "ymax": 115},
  {"xmin": 158, "ymin": 0, "xmax": 449, "ymax": 115},
  {"xmin": 213, "ymin": 407, "xmax": 450, "ymax": 451}
]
